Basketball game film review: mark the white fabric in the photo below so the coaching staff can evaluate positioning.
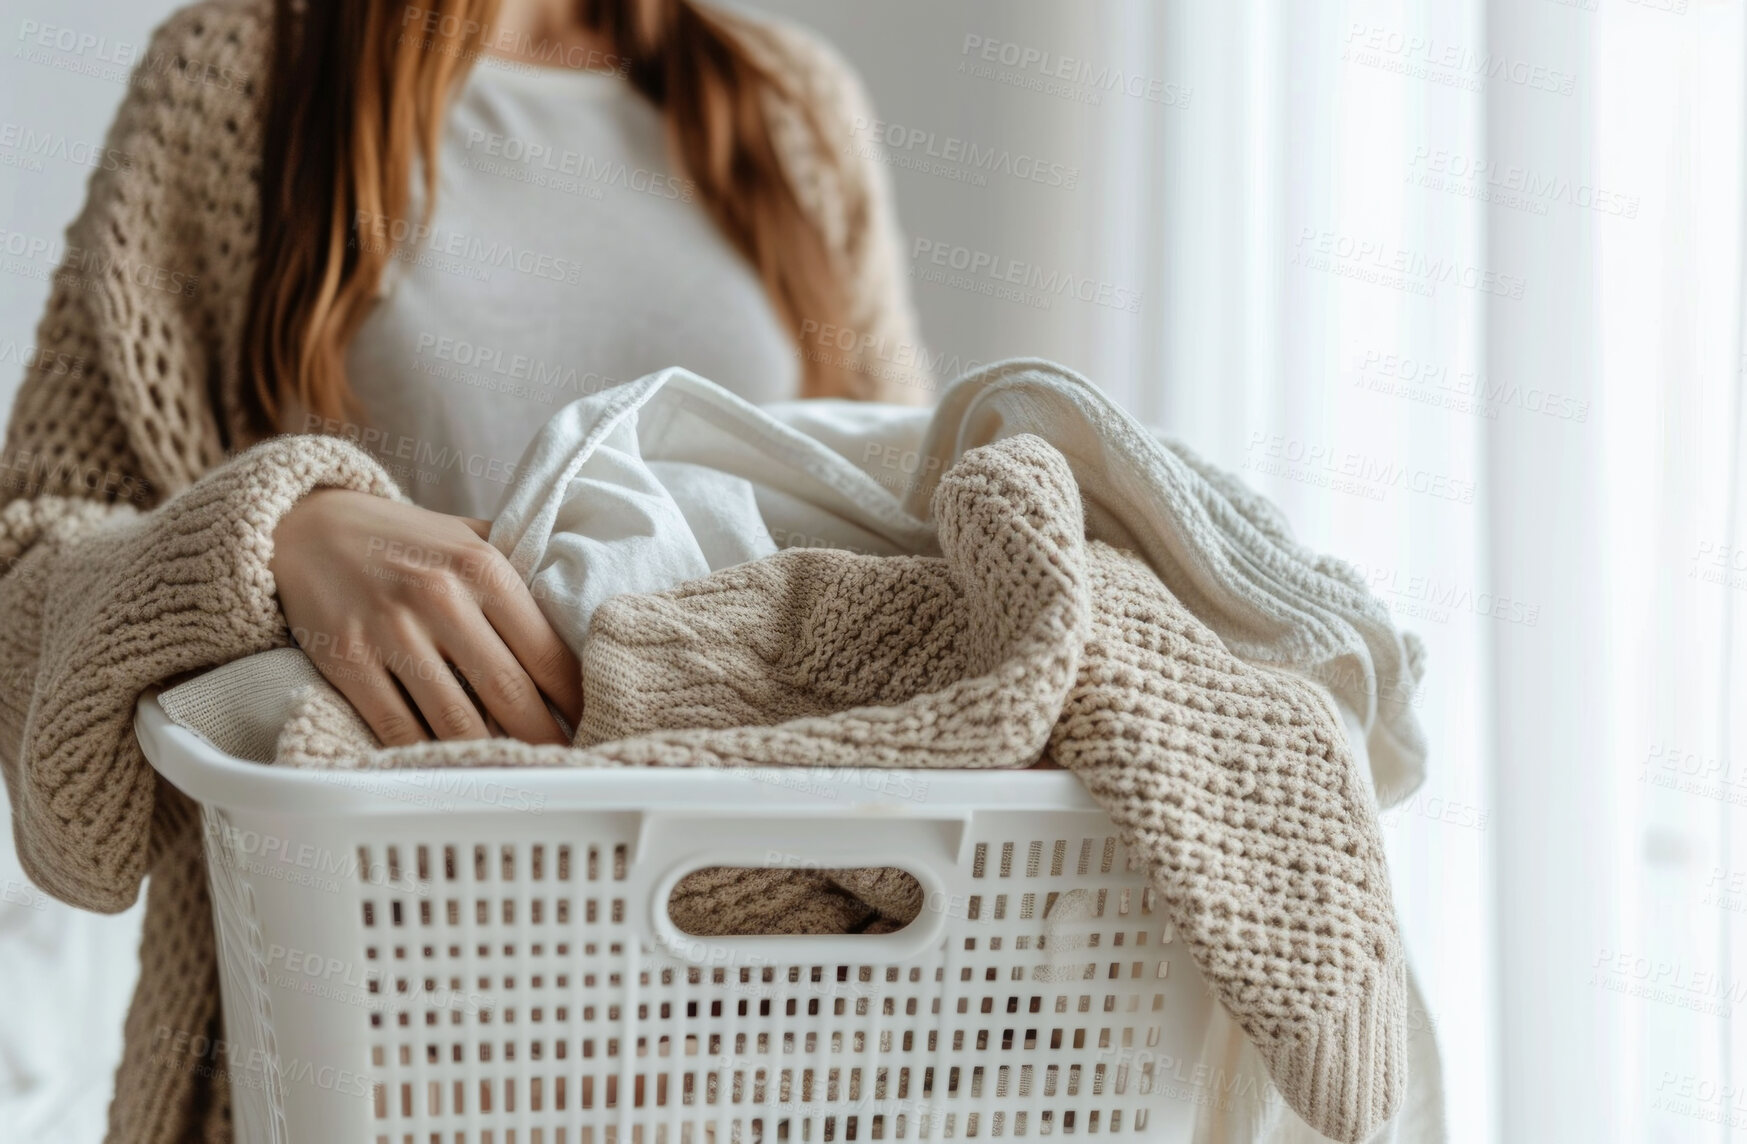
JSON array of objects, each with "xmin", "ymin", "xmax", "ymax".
[
  {"xmin": 345, "ymin": 60, "xmax": 799, "ymax": 519},
  {"xmin": 490, "ymin": 358, "xmax": 1430, "ymax": 803}
]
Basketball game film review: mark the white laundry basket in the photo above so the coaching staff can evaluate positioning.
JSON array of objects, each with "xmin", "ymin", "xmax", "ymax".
[{"xmin": 135, "ymin": 692, "xmax": 1220, "ymax": 1144}]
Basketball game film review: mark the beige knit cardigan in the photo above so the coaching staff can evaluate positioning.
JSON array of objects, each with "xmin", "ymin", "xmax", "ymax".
[{"xmin": 0, "ymin": 2, "xmax": 923, "ymax": 1141}]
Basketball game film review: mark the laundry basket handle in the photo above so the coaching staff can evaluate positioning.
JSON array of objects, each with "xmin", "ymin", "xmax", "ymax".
[{"xmin": 633, "ymin": 811, "xmax": 967, "ymax": 966}]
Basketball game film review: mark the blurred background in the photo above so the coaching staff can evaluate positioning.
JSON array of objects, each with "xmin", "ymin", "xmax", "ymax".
[{"xmin": 3, "ymin": 1, "xmax": 1744, "ymax": 1141}]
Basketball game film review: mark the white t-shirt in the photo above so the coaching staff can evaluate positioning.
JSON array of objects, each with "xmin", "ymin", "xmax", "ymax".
[{"xmin": 345, "ymin": 58, "xmax": 800, "ymax": 518}]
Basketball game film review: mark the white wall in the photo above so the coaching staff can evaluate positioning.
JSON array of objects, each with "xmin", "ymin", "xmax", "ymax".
[
  {"xmin": 746, "ymin": 0, "xmax": 1145, "ymax": 387},
  {"xmin": 0, "ymin": 0, "xmax": 189, "ymax": 415}
]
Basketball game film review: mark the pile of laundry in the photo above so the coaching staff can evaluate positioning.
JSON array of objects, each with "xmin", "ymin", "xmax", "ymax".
[{"xmin": 161, "ymin": 359, "xmax": 1437, "ymax": 1143}]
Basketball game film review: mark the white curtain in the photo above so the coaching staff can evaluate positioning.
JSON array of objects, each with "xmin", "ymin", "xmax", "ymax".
[{"xmin": 1070, "ymin": 1, "xmax": 1747, "ymax": 1140}]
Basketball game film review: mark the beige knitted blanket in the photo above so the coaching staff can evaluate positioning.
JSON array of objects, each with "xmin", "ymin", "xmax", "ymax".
[{"xmin": 162, "ymin": 434, "xmax": 1408, "ymax": 1142}]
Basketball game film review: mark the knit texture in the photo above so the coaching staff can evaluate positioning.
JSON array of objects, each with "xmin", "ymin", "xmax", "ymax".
[
  {"xmin": 908, "ymin": 357, "xmax": 1430, "ymax": 803},
  {"xmin": 201, "ymin": 436, "xmax": 1406, "ymax": 1142},
  {"xmin": 1052, "ymin": 545, "xmax": 1406, "ymax": 1140}
]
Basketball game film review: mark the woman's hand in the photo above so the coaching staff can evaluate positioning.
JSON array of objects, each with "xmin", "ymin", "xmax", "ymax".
[{"xmin": 269, "ymin": 488, "xmax": 583, "ymax": 746}]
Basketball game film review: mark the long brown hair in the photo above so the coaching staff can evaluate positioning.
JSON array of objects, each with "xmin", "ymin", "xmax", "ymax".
[{"xmin": 242, "ymin": 0, "xmax": 860, "ymax": 434}]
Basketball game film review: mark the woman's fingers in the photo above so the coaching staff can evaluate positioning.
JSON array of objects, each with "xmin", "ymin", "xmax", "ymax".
[
  {"xmin": 438, "ymin": 611, "xmax": 569, "ymax": 745},
  {"xmin": 321, "ymin": 657, "xmax": 429, "ymax": 747},
  {"xmin": 464, "ymin": 547, "xmax": 585, "ymax": 727},
  {"xmin": 391, "ymin": 634, "xmax": 491, "ymax": 742},
  {"xmin": 273, "ymin": 493, "xmax": 581, "ymax": 747}
]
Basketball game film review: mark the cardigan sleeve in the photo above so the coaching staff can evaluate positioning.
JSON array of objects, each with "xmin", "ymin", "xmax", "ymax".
[
  {"xmin": 0, "ymin": 426, "xmax": 400, "ymax": 913},
  {"xmin": 0, "ymin": 0, "xmax": 404, "ymax": 915},
  {"xmin": 743, "ymin": 18, "xmax": 936, "ymax": 404},
  {"xmin": 809, "ymin": 45, "xmax": 935, "ymax": 405}
]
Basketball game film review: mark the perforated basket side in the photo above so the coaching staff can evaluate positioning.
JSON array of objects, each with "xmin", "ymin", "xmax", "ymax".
[
  {"xmin": 201, "ymin": 807, "xmax": 292, "ymax": 1144},
  {"xmin": 140, "ymin": 700, "xmax": 1223, "ymax": 1144},
  {"xmin": 309, "ymin": 808, "xmax": 1215, "ymax": 1143}
]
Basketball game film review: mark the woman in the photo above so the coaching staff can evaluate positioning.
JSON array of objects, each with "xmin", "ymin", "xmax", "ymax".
[
  {"xmin": 268, "ymin": 0, "xmax": 926, "ymax": 746},
  {"xmin": 0, "ymin": 0, "xmax": 924, "ymax": 1138}
]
